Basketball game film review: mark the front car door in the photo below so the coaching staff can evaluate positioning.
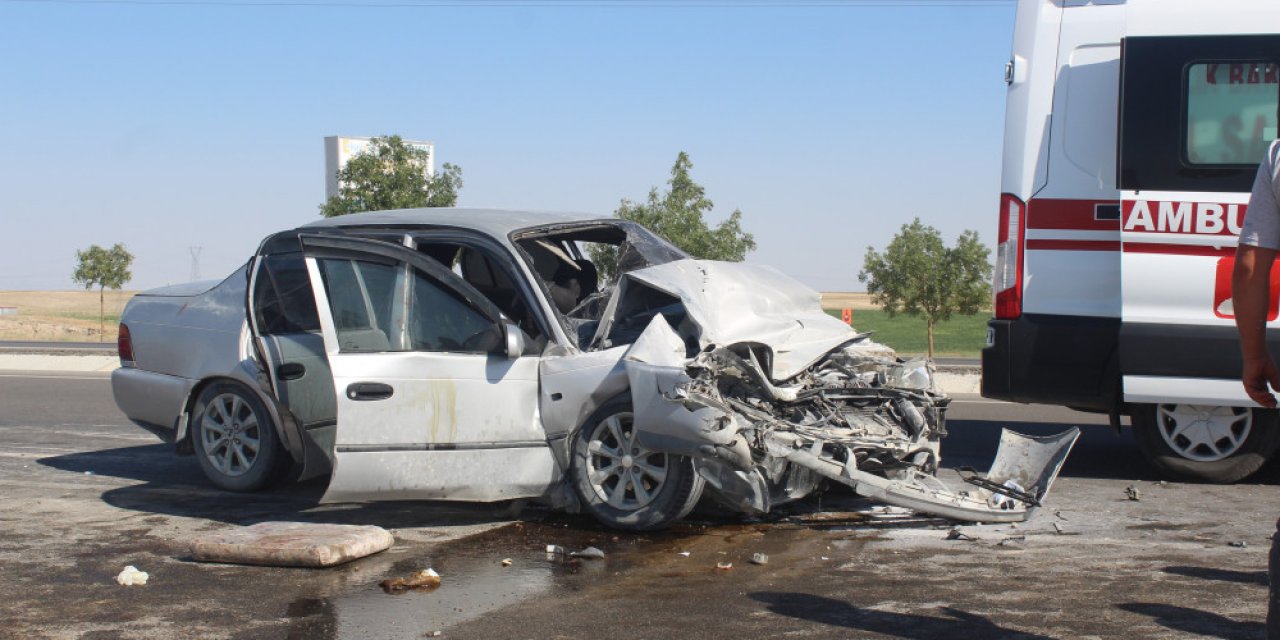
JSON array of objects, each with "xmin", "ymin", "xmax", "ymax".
[{"xmin": 299, "ymin": 234, "xmax": 559, "ymax": 502}]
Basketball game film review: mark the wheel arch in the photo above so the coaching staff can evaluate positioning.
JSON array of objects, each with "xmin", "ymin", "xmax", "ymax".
[{"xmin": 179, "ymin": 373, "xmax": 305, "ymax": 465}]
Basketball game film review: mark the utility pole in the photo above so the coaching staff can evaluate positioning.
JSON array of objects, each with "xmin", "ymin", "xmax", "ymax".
[{"xmin": 189, "ymin": 246, "xmax": 203, "ymax": 282}]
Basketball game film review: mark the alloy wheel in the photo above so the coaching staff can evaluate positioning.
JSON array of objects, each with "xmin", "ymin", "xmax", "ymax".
[
  {"xmin": 199, "ymin": 392, "xmax": 263, "ymax": 477},
  {"xmin": 584, "ymin": 412, "xmax": 670, "ymax": 510}
]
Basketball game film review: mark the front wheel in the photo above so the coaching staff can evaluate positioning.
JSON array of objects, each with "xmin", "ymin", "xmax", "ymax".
[
  {"xmin": 570, "ymin": 396, "xmax": 704, "ymax": 531},
  {"xmin": 190, "ymin": 382, "xmax": 287, "ymax": 492},
  {"xmin": 1132, "ymin": 403, "xmax": 1280, "ymax": 483}
]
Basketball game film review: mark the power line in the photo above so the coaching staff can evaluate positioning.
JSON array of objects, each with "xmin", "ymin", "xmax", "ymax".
[{"xmin": 2, "ymin": 0, "xmax": 1014, "ymax": 7}]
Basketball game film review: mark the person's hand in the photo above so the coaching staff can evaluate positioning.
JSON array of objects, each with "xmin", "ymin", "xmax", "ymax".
[{"xmin": 1242, "ymin": 354, "xmax": 1280, "ymax": 408}]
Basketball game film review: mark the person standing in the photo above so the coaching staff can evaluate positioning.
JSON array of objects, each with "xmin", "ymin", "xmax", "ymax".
[{"xmin": 1232, "ymin": 138, "xmax": 1280, "ymax": 638}]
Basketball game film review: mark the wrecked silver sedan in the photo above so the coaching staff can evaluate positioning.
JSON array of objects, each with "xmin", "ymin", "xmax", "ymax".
[{"xmin": 112, "ymin": 208, "xmax": 1077, "ymax": 530}]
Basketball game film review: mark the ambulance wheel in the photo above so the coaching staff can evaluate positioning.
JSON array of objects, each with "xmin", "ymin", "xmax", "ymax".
[
  {"xmin": 1132, "ymin": 403, "xmax": 1280, "ymax": 483},
  {"xmin": 570, "ymin": 396, "xmax": 704, "ymax": 531}
]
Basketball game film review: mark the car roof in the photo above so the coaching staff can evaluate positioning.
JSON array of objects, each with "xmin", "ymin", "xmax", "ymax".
[{"xmin": 300, "ymin": 207, "xmax": 604, "ymax": 239}]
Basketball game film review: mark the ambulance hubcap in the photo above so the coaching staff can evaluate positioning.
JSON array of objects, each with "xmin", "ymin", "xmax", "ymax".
[{"xmin": 1154, "ymin": 404, "xmax": 1251, "ymax": 463}]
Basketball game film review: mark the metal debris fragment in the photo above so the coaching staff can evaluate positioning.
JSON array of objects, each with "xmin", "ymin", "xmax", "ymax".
[
  {"xmin": 501, "ymin": 558, "xmax": 513, "ymax": 567},
  {"xmin": 998, "ymin": 534, "xmax": 1026, "ymax": 547},
  {"xmin": 750, "ymin": 553, "xmax": 769, "ymax": 565},
  {"xmin": 570, "ymin": 547, "xmax": 605, "ymax": 560},
  {"xmin": 716, "ymin": 562, "xmax": 733, "ymax": 571},
  {"xmin": 1052, "ymin": 522, "xmax": 1065, "ymax": 535},
  {"xmin": 1230, "ymin": 540, "xmax": 1248, "ymax": 548}
]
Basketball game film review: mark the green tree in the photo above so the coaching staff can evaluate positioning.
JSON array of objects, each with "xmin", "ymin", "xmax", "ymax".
[
  {"xmin": 72, "ymin": 243, "xmax": 134, "ymax": 342},
  {"xmin": 319, "ymin": 135, "xmax": 463, "ymax": 217},
  {"xmin": 592, "ymin": 151, "xmax": 756, "ymax": 279},
  {"xmin": 858, "ymin": 218, "xmax": 991, "ymax": 358}
]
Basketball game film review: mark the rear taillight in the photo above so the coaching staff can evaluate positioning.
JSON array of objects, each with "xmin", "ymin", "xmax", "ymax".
[
  {"xmin": 117, "ymin": 323, "xmax": 135, "ymax": 367},
  {"xmin": 994, "ymin": 193, "xmax": 1026, "ymax": 319}
]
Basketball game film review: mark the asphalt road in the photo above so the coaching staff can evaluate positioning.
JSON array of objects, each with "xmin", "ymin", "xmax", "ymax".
[{"xmin": 1, "ymin": 373, "xmax": 1275, "ymax": 639}]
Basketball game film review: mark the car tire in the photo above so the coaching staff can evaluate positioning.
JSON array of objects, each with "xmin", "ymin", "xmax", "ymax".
[
  {"xmin": 1131, "ymin": 403, "xmax": 1280, "ymax": 483},
  {"xmin": 190, "ymin": 382, "xmax": 287, "ymax": 492},
  {"xmin": 570, "ymin": 396, "xmax": 704, "ymax": 531}
]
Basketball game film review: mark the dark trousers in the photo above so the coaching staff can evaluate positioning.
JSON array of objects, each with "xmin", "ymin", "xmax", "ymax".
[{"xmin": 1272, "ymin": 517, "xmax": 1280, "ymax": 639}]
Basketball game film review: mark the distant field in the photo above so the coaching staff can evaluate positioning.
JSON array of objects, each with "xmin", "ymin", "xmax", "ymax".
[
  {"xmin": 818, "ymin": 292, "xmax": 879, "ymax": 310},
  {"xmin": 822, "ymin": 306, "xmax": 989, "ymax": 357},
  {"xmin": 0, "ymin": 290, "xmax": 135, "ymax": 342}
]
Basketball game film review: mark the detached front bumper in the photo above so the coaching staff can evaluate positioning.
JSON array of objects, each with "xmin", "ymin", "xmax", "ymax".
[{"xmin": 765, "ymin": 427, "xmax": 1080, "ymax": 523}]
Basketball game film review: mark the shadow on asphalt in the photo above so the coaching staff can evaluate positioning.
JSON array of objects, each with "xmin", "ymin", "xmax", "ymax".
[
  {"xmin": 749, "ymin": 592, "xmax": 1054, "ymax": 639},
  {"xmin": 1116, "ymin": 603, "xmax": 1265, "ymax": 640},
  {"xmin": 945, "ymin": 419, "xmax": 1280, "ymax": 485},
  {"xmin": 38, "ymin": 418, "xmax": 1280, "ymax": 527},
  {"xmin": 1163, "ymin": 565, "xmax": 1270, "ymax": 587},
  {"xmin": 943, "ymin": 419, "xmax": 1158, "ymax": 482},
  {"xmin": 38, "ymin": 444, "xmax": 515, "ymax": 531}
]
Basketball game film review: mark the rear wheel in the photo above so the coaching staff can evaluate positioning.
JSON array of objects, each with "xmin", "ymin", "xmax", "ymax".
[
  {"xmin": 570, "ymin": 396, "xmax": 703, "ymax": 531},
  {"xmin": 1132, "ymin": 403, "xmax": 1280, "ymax": 483},
  {"xmin": 191, "ymin": 382, "xmax": 287, "ymax": 492}
]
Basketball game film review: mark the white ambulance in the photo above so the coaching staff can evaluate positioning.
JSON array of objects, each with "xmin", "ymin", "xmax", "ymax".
[{"xmin": 983, "ymin": 0, "xmax": 1280, "ymax": 482}]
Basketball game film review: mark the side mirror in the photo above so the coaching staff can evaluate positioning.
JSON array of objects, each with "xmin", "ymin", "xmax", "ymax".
[{"xmin": 503, "ymin": 322, "xmax": 526, "ymax": 359}]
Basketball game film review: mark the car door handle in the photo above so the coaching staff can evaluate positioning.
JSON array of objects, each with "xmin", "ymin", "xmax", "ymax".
[
  {"xmin": 277, "ymin": 362, "xmax": 306, "ymax": 381},
  {"xmin": 346, "ymin": 382, "xmax": 394, "ymax": 401}
]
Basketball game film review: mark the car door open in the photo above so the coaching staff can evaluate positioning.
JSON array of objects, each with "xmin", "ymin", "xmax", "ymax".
[{"xmin": 299, "ymin": 234, "xmax": 560, "ymax": 503}]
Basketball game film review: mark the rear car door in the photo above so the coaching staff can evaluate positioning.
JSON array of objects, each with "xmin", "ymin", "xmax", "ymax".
[
  {"xmin": 247, "ymin": 245, "xmax": 336, "ymax": 479},
  {"xmin": 298, "ymin": 234, "xmax": 559, "ymax": 503}
]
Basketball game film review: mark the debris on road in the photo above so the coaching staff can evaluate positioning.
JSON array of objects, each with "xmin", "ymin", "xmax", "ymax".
[
  {"xmin": 945, "ymin": 527, "xmax": 974, "ymax": 541},
  {"xmin": 569, "ymin": 547, "xmax": 605, "ymax": 560},
  {"xmin": 380, "ymin": 568, "xmax": 442, "ymax": 594},
  {"xmin": 115, "ymin": 565, "xmax": 148, "ymax": 586},
  {"xmin": 677, "ymin": 551, "xmax": 691, "ymax": 557},
  {"xmin": 750, "ymin": 553, "xmax": 769, "ymax": 565},
  {"xmin": 998, "ymin": 534, "xmax": 1027, "ymax": 547},
  {"xmin": 716, "ymin": 562, "xmax": 733, "ymax": 571},
  {"xmin": 501, "ymin": 558, "xmax": 513, "ymax": 567},
  {"xmin": 1230, "ymin": 540, "xmax": 1248, "ymax": 548},
  {"xmin": 1053, "ymin": 522, "xmax": 1065, "ymax": 535},
  {"xmin": 190, "ymin": 522, "xmax": 394, "ymax": 568},
  {"xmin": 1125, "ymin": 486, "xmax": 1141, "ymax": 501}
]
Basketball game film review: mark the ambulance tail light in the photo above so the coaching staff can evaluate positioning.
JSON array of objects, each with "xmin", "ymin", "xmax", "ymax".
[{"xmin": 994, "ymin": 193, "xmax": 1026, "ymax": 319}]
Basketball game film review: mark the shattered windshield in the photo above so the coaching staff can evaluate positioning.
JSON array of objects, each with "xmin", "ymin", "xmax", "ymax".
[{"xmin": 512, "ymin": 220, "xmax": 689, "ymax": 347}]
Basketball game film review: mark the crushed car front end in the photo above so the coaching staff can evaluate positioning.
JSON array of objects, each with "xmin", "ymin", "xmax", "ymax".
[{"xmin": 593, "ymin": 259, "xmax": 1078, "ymax": 526}]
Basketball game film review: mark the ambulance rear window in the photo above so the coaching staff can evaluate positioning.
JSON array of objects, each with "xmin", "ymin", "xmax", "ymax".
[
  {"xmin": 1185, "ymin": 62, "xmax": 1279, "ymax": 166},
  {"xmin": 1120, "ymin": 35, "xmax": 1280, "ymax": 193}
]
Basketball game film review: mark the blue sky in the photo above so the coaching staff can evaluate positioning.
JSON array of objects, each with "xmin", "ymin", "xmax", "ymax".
[{"xmin": 0, "ymin": 0, "xmax": 1015, "ymax": 292}]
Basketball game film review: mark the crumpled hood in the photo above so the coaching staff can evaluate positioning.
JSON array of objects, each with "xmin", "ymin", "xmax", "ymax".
[{"xmin": 619, "ymin": 259, "xmax": 856, "ymax": 380}]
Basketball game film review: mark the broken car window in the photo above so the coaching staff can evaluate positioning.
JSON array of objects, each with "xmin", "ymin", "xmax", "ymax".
[
  {"xmin": 512, "ymin": 221, "xmax": 689, "ymax": 348},
  {"xmin": 253, "ymin": 253, "xmax": 321, "ymax": 334}
]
